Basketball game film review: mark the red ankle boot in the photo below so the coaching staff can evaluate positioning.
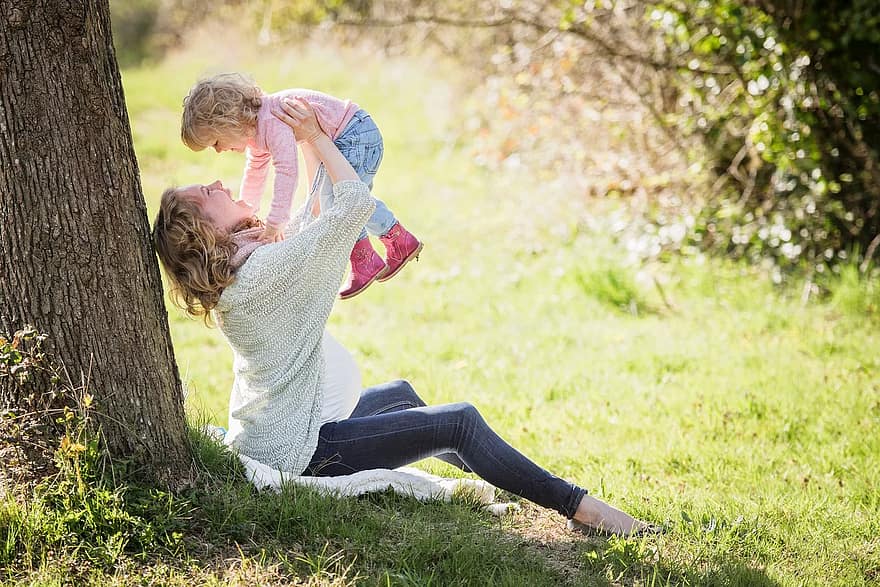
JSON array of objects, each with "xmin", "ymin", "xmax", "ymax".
[
  {"xmin": 339, "ymin": 238, "xmax": 387, "ymax": 299},
  {"xmin": 378, "ymin": 222, "xmax": 423, "ymax": 282}
]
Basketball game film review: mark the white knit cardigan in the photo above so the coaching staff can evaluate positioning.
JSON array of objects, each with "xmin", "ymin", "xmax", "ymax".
[{"xmin": 215, "ymin": 180, "xmax": 374, "ymax": 474}]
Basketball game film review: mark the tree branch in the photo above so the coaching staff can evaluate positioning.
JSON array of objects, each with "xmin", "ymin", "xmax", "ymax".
[{"xmin": 332, "ymin": 13, "xmax": 733, "ymax": 76}]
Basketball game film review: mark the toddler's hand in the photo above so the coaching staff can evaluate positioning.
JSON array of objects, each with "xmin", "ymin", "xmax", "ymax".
[{"xmin": 259, "ymin": 225, "xmax": 284, "ymax": 243}]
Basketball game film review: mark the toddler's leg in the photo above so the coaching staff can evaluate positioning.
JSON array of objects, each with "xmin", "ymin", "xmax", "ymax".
[
  {"xmin": 334, "ymin": 112, "xmax": 393, "ymax": 241},
  {"xmin": 354, "ymin": 158, "xmax": 422, "ymax": 281},
  {"xmin": 363, "ymin": 195, "xmax": 397, "ymax": 240},
  {"xmin": 325, "ymin": 144, "xmax": 386, "ymax": 298},
  {"xmin": 311, "ymin": 161, "xmax": 395, "ymax": 238},
  {"xmin": 342, "ymin": 130, "xmax": 423, "ymax": 280},
  {"xmin": 335, "ymin": 112, "xmax": 422, "ymax": 295}
]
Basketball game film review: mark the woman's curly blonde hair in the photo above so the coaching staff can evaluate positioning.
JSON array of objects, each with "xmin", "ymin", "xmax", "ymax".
[
  {"xmin": 152, "ymin": 187, "xmax": 259, "ymax": 325},
  {"xmin": 181, "ymin": 72, "xmax": 262, "ymax": 151}
]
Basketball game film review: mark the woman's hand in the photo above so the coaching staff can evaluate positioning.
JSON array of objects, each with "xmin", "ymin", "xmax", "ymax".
[
  {"xmin": 273, "ymin": 97, "xmax": 323, "ymax": 143},
  {"xmin": 276, "ymin": 98, "xmax": 359, "ymax": 184}
]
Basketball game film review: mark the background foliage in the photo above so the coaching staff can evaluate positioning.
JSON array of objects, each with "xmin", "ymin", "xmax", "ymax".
[
  {"xmin": 653, "ymin": 0, "xmax": 880, "ymax": 275},
  {"xmin": 110, "ymin": 0, "xmax": 880, "ymax": 278}
]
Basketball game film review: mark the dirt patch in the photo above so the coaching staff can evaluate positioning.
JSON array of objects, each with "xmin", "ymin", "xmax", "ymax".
[{"xmin": 499, "ymin": 501, "xmax": 607, "ymax": 586}]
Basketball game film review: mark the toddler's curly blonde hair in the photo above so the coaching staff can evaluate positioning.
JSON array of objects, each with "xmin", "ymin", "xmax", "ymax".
[
  {"xmin": 152, "ymin": 187, "xmax": 259, "ymax": 325},
  {"xmin": 181, "ymin": 72, "xmax": 263, "ymax": 151}
]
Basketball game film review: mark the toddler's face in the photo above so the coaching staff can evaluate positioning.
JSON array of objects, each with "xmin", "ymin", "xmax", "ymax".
[{"xmin": 211, "ymin": 130, "xmax": 250, "ymax": 153}]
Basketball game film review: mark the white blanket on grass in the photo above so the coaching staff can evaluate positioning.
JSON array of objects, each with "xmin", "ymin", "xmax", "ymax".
[{"xmin": 207, "ymin": 426, "xmax": 519, "ymax": 516}]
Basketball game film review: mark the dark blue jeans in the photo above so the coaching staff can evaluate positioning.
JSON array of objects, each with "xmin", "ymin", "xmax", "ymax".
[{"xmin": 304, "ymin": 380, "xmax": 587, "ymax": 518}]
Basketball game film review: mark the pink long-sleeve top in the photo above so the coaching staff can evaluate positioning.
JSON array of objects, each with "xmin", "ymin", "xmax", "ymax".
[{"xmin": 239, "ymin": 89, "xmax": 360, "ymax": 229}]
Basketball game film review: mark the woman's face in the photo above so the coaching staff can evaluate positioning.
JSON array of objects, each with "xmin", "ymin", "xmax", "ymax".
[{"xmin": 180, "ymin": 180, "xmax": 254, "ymax": 231}]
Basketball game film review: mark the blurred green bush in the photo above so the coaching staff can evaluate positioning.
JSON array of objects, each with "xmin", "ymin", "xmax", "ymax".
[{"xmin": 651, "ymin": 0, "xmax": 880, "ymax": 274}]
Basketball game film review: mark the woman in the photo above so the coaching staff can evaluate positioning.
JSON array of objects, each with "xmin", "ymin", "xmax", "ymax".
[{"xmin": 153, "ymin": 98, "xmax": 659, "ymax": 537}]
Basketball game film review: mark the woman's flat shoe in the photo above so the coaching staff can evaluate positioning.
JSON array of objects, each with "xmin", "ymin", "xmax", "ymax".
[{"xmin": 567, "ymin": 518, "xmax": 666, "ymax": 537}]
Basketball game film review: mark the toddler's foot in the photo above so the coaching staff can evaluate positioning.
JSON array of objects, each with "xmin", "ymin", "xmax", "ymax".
[
  {"xmin": 378, "ymin": 222, "xmax": 423, "ymax": 282},
  {"xmin": 339, "ymin": 238, "xmax": 387, "ymax": 299}
]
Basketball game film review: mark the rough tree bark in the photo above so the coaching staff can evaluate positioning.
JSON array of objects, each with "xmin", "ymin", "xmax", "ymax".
[{"xmin": 0, "ymin": 0, "xmax": 194, "ymax": 486}]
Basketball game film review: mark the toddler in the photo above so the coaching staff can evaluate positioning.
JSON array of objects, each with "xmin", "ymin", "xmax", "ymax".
[{"xmin": 181, "ymin": 72, "xmax": 422, "ymax": 299}]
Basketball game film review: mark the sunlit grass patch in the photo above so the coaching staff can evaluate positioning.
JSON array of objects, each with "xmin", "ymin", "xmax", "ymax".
[
  {"xmin": 572, "ymin": 263, "xmax": 653, "ymax": 316},
  {"xmin": 828, "ymin": 261, "xmax": 880, "ymax": 319}
]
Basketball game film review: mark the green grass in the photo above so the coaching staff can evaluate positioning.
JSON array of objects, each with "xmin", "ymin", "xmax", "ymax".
[{"xmin": 4, "ymin": 28, "xmax": 880, "ymax": 586}]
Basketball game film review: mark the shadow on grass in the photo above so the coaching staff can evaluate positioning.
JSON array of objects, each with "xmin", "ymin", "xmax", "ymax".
[
  {"xmin": 180, "ymin": 428, "xmax": 783, "ymax": 586},
  {"xmin": 160, "ymin": 427, "xmax": 572, "ymax": 584},
  {"xmin": 0, "ymin": 426, "xmax": 780, "ymax": 586},
  {"xmin": 496, "ymin": 502, "xmax": 780, "ymax": 587},
  {"xmin": 90, "ymin": 487, "xmax": 780, "ymax": 587},
  {"xmin": 570, "ymin": 536, "xmax": 780, "ymax": 586}
]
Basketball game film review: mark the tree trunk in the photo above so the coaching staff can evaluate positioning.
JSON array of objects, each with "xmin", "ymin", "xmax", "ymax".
[{"xmin": 0, "ymin": 0, "xmax": 193, "ymax": 486}]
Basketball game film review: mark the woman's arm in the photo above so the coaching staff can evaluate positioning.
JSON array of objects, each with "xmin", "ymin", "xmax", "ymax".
[{"xmin": 300, "ymin": 142, "xmax": 323, "ymax": 217}]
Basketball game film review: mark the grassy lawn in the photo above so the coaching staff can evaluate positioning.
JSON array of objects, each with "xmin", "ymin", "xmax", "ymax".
[{"xmin": 5, "ymin": 30, "xmax": 878, "ymax": 586}]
